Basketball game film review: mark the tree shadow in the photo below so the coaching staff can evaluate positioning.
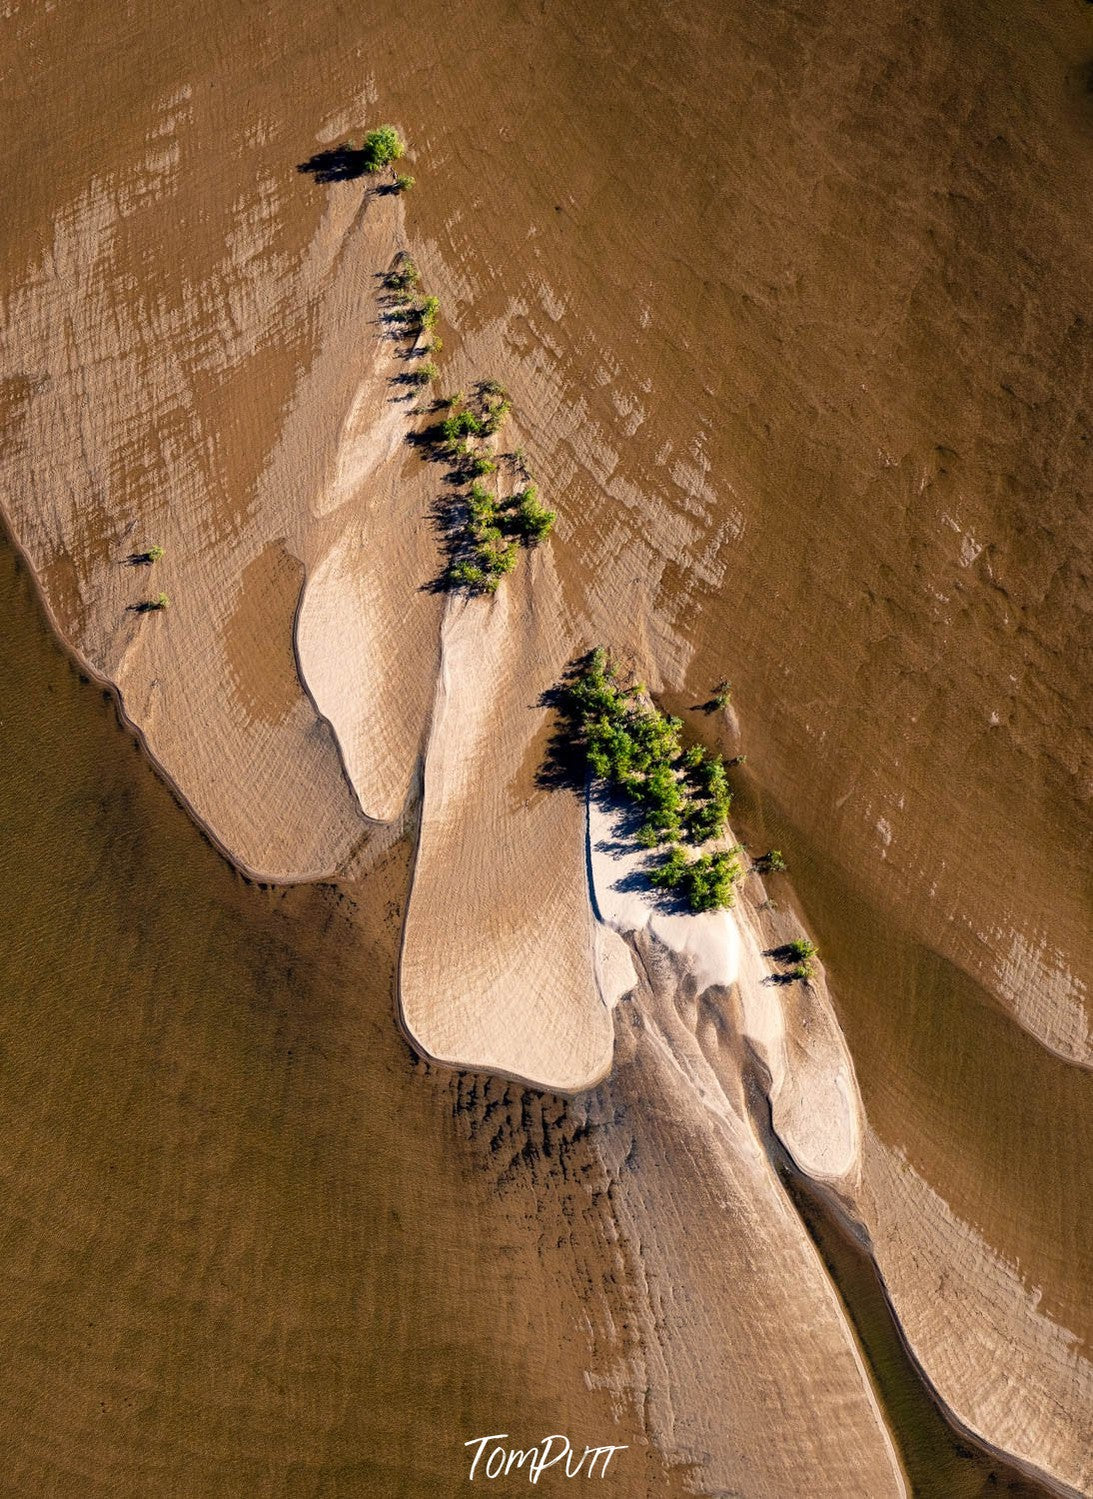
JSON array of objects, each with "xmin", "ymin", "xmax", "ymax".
[
  {"xmin": 535, "ymin": 653, "xmax": 600, "ymax": 793},
  {"xmin": 420, "ymin": 491, "xmax": 473, "ymax": 594},
  {"xmin": 123, "ymin": 550, "xmax": 159, "ymax": 566},
  {"xmin": 127, "ymin": 600, "xmax": 167, "ymax": 615},
  {"xmin": 763, "ymin": 943, "xmax": 807, "ymax": 962},
  {"xmin": 405, "ymin": 420, "xmax": 455, "ymax": 463},
  {"xmin": 388, "ymin": 370, "xmax": 430, "ymax": 389},
  {"xmin": 605, "ymin": 857, "xmax": 693, "ymax": 914},
  {"xmin": 297, "ymin": 145, "xmax": 374, "ymax": 183}
]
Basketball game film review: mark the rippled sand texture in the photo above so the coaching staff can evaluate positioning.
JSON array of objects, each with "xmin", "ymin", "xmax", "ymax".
[
  {"xmin": 1, "ymin": 0, "xmax": 1091, "ymax": 1493},
  {"xmin": 0, "ymin": 23, "xmax": 441, "ymax": 874},
  {"xmin": 0, "ymin": 544, "xmax": 686, "ymax": 1497},
  {"xmin": 400, "ymin": 567, "xmax": 620, "ymax": 1093}
]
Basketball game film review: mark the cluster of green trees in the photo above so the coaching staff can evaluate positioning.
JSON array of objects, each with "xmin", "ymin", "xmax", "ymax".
[
  {"xmin": 451, "ymin": 480, "xmax": 519, "ymax": 592},
  {"xmin": 383, "ymin": 254, "xmax": 445, "ymax": 401},
  {"xmin": 569, "ymin": 648, "xmax": 743, "ymax": 911},
  {"xmin": 385, "ymin": 257, "xmax": 419, "ymax": 296},
  {"xmin": 445, "ymin": 470, "xmax": 556, "ymax": 594},
  {"xmin": 364, "ymin": 129, "xmax": 811, "ymax": 939},
  {"xmin": 384, "ymin": 260, "xmax": 441, "ymax": 342},
  {"xmin": 377, "ymin": 180, "xmax": 552, "ymax": 596},
  {"xmin": 650, "ymin": 846, "xmax": 742, "ymax": 912},
  {"xmin": 512, "ymin": 484, "xmax": 555, "ymax": 543},
  {"xmin": 430, "ymin": 387, "xmax": 556, "ymax": 594}
]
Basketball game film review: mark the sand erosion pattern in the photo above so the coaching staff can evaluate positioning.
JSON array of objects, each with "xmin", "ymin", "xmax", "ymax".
[{"xmin": 0, "ymin": 0, "xmax": 1090, "ymax": 1493}]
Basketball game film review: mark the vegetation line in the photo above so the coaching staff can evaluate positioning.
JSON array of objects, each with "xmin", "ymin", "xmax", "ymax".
[
  {"xmin": 565, "ymin": 648, "xmax": 743, "ymax": 912},
  {"xmin": 363, "ymin": 126, "xmax": 810, "ymax": 936}
]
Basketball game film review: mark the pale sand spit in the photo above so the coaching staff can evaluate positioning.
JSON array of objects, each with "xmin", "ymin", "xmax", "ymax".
[{"xmin": 398, "ymin": 555, "xmax": 619, "ymax": 1094}]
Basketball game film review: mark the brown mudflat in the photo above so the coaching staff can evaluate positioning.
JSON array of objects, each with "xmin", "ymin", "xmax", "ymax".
[
  {"xmin": 0, "ymin": 0, "xmax": 1090, "ymax": 1493},
  {"xmin": 0, "ymin": 539, "xmax": 682, "ymax": 1494}
]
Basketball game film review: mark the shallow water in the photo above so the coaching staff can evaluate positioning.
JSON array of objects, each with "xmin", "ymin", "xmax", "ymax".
[
  {"xmin": 0, "ymin": 538, "xmax": 681, "ymax": 1495},
  {"xmin": 1, "ymin": 0, "xmax": 1090, "ymax": 1490},
  {"xmin": 0, "ymin": 528, "xmax": 1061, "ymax": 1495},
  {"xmin": 773, "ymin": 1145, "xmax": 1054, "ymax": 1499}
]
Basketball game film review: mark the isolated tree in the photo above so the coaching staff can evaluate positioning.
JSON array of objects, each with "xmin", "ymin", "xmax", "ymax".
[{"xmin": 361, "ymin": 126, "xmax": 405, "ymax": 172}]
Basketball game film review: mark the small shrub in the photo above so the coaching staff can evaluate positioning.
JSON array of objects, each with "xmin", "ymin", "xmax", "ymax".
[
  {"xmin": 760, "ymin": 848, "xmax": 786, "ymax": 873},
  {"xmin": 711, "ymin": 679, "xmax": 732, "ymax": 710},
  {"xmin": 147, "ymin": 544, "xmax": 164, "ymax": 563},
  {"xmin": 486, "ymin": 540, "xmax": 518, "ymax": 577},
  {"xmin": 470, "ymin": 455, "xmax": 496, "ymax": 476},
  {"xmin": 418, "ymin": 361, "xmax": 439, "ymax": 383},
  {"xmin": 479, "ymin": 380, "xmax": 511, "ymax": 434},
  {"xmin": 419, "ymin": 295, "xmax": 440, "ymax": 330},
  {"xmin": 151, "ymin": 593, "xmax": 170, "ymax": 610},
  {"xmin": 393, "ymin": 174, "xmax": 415, "ymax": 192},
  {"xmin": 789, "ymin": 960, "xmax": 815, "ymax": 982},
  {"xmin": 785, "ymin": 938, "xmax": 817, "ymax": 962},
  {"xmin": 511, "ymin": 484, "xmax": 556, "ymax": 544},
  {"xmin": 441, "ymin": 407, "xmax": 484, "ymax": 445},
  {"xmin": 450, "ymin": 560, "xmax": 485, "ymax": 589},
  {"xmin": 682, "ymin": 850, "xmax": 743, "ymax": 911}
]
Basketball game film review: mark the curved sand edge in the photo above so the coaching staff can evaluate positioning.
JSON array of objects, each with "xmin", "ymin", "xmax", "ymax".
[
  {"xmin": 587, "ymin": 786, "xmax": 863, "ymax": 1186},
  {"xmin": 585, "ymin": 782, "xmax": 1092, "ymax": 1495},
  {"xmin": 0, "ymin": 504, "xmax": 339, "ymax": 886},
  {"xmin": 859, "ymin": 1135, "xmax": 1093, "ymax": 1498},
  {"xmin": 397, "ymin": 560, "xmax": 621, "ymax": 1096},
  {"xmin": 579, "ymin": 888, "xmax": 908, "ymax": 1493},
  {"xmin": 0, "ymin": 146, "xmax": 440, "ymax": 883}
]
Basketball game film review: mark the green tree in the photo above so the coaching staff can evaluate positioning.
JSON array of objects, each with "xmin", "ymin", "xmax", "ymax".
[
  {"xmin": 512, "ymin": 485, "xmax": 556, "ymax": 545},
  {"xmin": 361, "ymin": 126, "xmax": 405, "ymax": 172}
]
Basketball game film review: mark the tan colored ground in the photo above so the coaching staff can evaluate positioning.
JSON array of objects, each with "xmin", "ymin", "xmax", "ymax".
[
  {"xmin": 1, "ymin": 0, "xmax": 1090, "ymax": 1493},
  {"xmin": 399, "ymin": 559, "xmax": 618, "ymax": 1094}
]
